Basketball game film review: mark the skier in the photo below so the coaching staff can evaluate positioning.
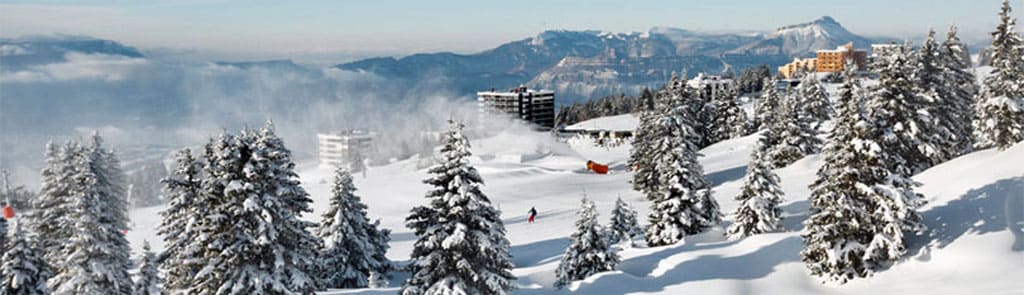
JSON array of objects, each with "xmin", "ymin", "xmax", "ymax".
[{"xmin": 528, "ymin": 207, "xmax": 538, "ymax": 223}]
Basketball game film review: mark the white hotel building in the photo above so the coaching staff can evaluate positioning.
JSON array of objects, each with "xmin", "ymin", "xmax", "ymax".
[{"xmin": 317, "ymin": 130, "xmax": 374, "ymax": 167}]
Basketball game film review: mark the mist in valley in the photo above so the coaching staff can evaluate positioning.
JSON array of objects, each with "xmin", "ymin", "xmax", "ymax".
[{"xmin": 0, "ymin": 49, "xmax": 518, "ymax": 191}]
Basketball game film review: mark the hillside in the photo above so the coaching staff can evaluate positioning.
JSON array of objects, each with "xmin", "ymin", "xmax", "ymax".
[{"xmin": 122, "ymin": 119, "xmax": 1024, "ymax": 294}]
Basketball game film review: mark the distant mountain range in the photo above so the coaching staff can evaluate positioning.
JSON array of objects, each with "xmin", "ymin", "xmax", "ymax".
[
  {"xmin": 0, "ymin": 34, "xmax": 144, "ymax": 69},
  {"xmin": 1, "ymin": 16, "xmax": 887, "ymax": 105},
  {"xmin": 337, "ymin": 16, "xmax": 885, "ymax": 103}
]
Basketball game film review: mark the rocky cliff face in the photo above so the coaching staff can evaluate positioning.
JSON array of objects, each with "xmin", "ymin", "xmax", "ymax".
[{"xmin": 729, "ymin": 16, "xmax": 875, "ymax": 56}]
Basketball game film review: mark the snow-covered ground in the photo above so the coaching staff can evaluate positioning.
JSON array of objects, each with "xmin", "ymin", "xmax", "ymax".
[
  {"xmin": 124, "ymin": 116, "xmax": 1024, "ymax": 294},
  {"xmin": 565, "ymin": 114, "xmax": 639, "ymax": 132}
]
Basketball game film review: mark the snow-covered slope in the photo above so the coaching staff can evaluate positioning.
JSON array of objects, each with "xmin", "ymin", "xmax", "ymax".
[
  {"xmin": 565, "ymin": 114, "xmax": 640, "ymax": 132},
  {"xmin": 125, "ymin": 118, "xmax": 1023, "ymax": 294}
]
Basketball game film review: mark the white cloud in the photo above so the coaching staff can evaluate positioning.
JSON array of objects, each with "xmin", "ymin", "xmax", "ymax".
[
  {"xmin": 0, "ymin": 44, "xmax": 30, "ymax": 56},
  {"xmin": 1, "ymin": 52, "xmax": 153, "ymax": 82}
]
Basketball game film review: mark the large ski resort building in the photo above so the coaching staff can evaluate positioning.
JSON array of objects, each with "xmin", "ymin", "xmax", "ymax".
[
  {"xmin": 477, "ymin": 86, "xmax": 555, "ymax": 130},
  {"xmin": 317, "ymin": 130, "xmax": 374, "ymax": 167}
]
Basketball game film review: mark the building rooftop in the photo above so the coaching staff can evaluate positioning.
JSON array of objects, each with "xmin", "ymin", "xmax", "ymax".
[
  {"xmin": 685, "ymin": 73, "xmax": 733, "ymax": 88},
  {"xmin": 477, "ymin": 86, "xmax": 554, "ymax": 96},
  {"xmin": 318, "ymin": 130, "xmax": 374, "ymax": 138},
  {"xmin": 816, "ymin": 42, "xmax": 866, "ymax": 54}
]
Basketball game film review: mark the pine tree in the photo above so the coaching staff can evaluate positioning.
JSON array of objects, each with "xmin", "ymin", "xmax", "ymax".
[
  {"xmin": 767, "ymin": 94, "xmax": 822, "ymax": 168},
  {"xmin": 157, "ymin": 148, "xmax": 202, "ymax": 293},
  {"xmin": 913, "ymin": 29, "xmax": 960, "ymax": 166},
  {"xmin": 868, "ymin": 44, "xmax": 942, "ymax": 176},
  {"xmin": 190, "ymin": 125, "xmax": 320, "ymax": 294},
  {"xmin": 403, "ymin": 121, "xmax": 515, "ymax": 295},
  {"xmin": 939, "ymin": 25, "xmax": 978, "ymax": 156},
  {"xmin": 0, "ymin": 218, "xmax": 8, "ymax": 256},
  {"xmin": 725, "ymin": 86, "xmax": 752, "ymax": 139},
  {"xmin": 644, "ymin": 88, "xmax": 722, "ymax": 246},
  {"xmin": 726, "ymin": 136, "xmax": 785, "ymax": 239},
  {"xmin": 132, "ymin": 241, "xmax": 160, "ymax": 295},
  {"xmin": 554, "ymin": 196, "xmax": 618, "ymax": 289},
  {"xmin": 753, "ymin": 76, "xmax": 783, "ymax": 131},
  {"xmin": 31, "ymin": 142, "xmax": 78, "ymax": 268},
  {"xmin": 156, "ymin": 148, "xmax": 202, "ymax": 290},
  {"xmin": 316, "ymin": 168, "xmax": 392, "ymax": 289},
  {"xmin": 84, "ymin": 133, "xmax": 132, "ymax": 238},
  {"xmin": 974, "ymin": 0, "xmax": 1024, "ymax": 150},
  {"xmin": 0, "ymin": 222, "xmax": 52, "ymax": 295},
  {"xmin": 796, "ymin": 73, "xmax": 832, "ymax": 130},
  {"xmin": 49, "ymin": 145, "xmax": 134, "ymax": 294},
  {"xmin": 630, "ymin": 109, "xmax": 657, "ymax": 195},
  {"xmin": 689, "ymin": 83, "xmax": 715, "ymax": 148},
  {"xmin": 607, "ymin": 197, "xmax": 643, "ymax": 246},
  {"xmin": 802, "ymin": 68, "xmax": 925, "ymax": 283},
  {"xmin": 188, "ymin": 133, "xmax": 242, "ymax": 294},
  {"xmin": 708, "ymin": 83, "xmax": 749, "ymax": 142}
]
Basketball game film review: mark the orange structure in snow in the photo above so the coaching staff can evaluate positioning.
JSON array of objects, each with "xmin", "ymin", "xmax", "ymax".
[
  {"xmin": 2, "ymin": 205, "xmax": 14, "ymax": 219},
  {"xmin": 586, "ymin": 160, "xmax": 609, "ymax": 174}
]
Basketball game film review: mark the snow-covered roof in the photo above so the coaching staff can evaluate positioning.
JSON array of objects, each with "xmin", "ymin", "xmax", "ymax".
[{"xmin": 686, "ymin": 73, "xmax": 733, "ymax": 88}]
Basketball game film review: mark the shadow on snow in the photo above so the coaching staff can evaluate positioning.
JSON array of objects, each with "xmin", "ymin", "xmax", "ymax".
[{"xmin": 909, "ymin": 176, "xmax": 1024, "ymax": 255}]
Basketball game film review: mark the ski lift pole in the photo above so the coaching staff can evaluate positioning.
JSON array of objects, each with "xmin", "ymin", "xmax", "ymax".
[
  {"xmin": 1, "ymin": 169, "xmax": 9, "ymax": 205},
  {"xmin": 2, "ymin": 170, "xmax": 14, "ymax": 219}
]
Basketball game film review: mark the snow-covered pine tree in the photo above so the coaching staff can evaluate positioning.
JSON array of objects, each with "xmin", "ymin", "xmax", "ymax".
[
  {"xmin": 188, "ymin": 133, "xmax": 242, "ymax": 294},
  {"xmin": 0, "ymin": 222, "xmax": 52, "ymax": 295},
  {"xmin": 764, "ymin": 96, "xmax": 822, "ymax": 168},
  {"xmin": 0, "ymin": 218, "xmax": 8, "ymax": 256},
  {"xmin": 607, "ymin": 196, "xmax": 643, "ymax": 246},
  {"xmin": 86, "ymin": 133, "xmax": 134, "ymax": 293},
  {"xmin": 629, "ymin": 109, "xmax": 658, "ymax": 195},
  {"xmin": 554, "ymin": 196, "xmax": 618, "ymax": 289},
  {"xmin": 802, "ymin": 67, "xmax": 925, "ymax": 283},
  {"xmin": 316, "ymin": 168, "xmax": 392, "ymax": 289},
  {"xmin": 84, "ymin": 133, "xmax": 131, "ymax": 236},
  {"xmin": 939, "ymin": 25, "xmax": 978, "ymax": 156},
  {"xmin": 31, "ymin": 142, "xmax": 79, "ymax": 268},
  {"xmin": 132, "ymin": 241, "xmax": 160, "ymax": 295},
  {"xmin": 363, "ymin": 218, "xmax": 392, "ymax": 285},
  {"xmin": 796, "ymin": 73, "xmax": 832, "ymax": 130},
  {"xmin": 190, "ymin": 125, "xmax": 320, "ymax": 294},
  {"xmin": 974, "ymin": 0, "xmax": 1024, "ymax": 150},
  {"xmin": 248, "ymin": 124, "xmax": 322, "ymax": 293},
  {"xmin": 644, "ymin": 88, "xmax": 721, "ymax": 247},
  {"xmin": 690, "ymin": 84, "xmax": 715, "ymax": 148},
  {"xmin": 868, "ymin": 43, "xmax": 943, "ymax": 176},
  {"xmin": 156, "ymin": 148, "xmax": 202, "ymax": 293},
  {"xmin": 724, "ymin": 84, "xmax": 752, "ymax": 139},
  {"xmin": 726, "ymin": 136, "xmax": 785, "ymax": 239},
  {"xmin": 708, "ymin": 83, "xmax": 749, "ymax": 142},
  {"xmin": 48, "ymin": 146, "xmax": 134, "ymax": 294},
  {"xmin": 753, "ymin": 76, "xmax": 783, "ymax": 131},
  {"xmin": 912, "ymin": 29, "xmax": 960, "ymax": 166},
  {"xmin": 403, "ymin": 120, "xmax": 515, "ymax": 295}
]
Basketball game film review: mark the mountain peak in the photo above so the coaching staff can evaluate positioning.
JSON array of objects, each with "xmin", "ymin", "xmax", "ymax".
[
  {"xmin": 814, "ymin": 16, "xmax": 838, "ymax": 25},
  {"xmin": 776, "ymin": 16, "xmax": 845, "ymax": 33}
]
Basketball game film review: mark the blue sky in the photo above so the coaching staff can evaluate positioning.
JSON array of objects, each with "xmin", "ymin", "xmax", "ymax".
[{"xmin": 1, "ymin": 0, "xmax": 1020, "ymax": 57}]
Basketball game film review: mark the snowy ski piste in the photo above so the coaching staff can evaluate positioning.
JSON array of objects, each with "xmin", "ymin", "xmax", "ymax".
[{"xmin": 123, "ymin": 118, "xmax": 1024, "ymax": 294}]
